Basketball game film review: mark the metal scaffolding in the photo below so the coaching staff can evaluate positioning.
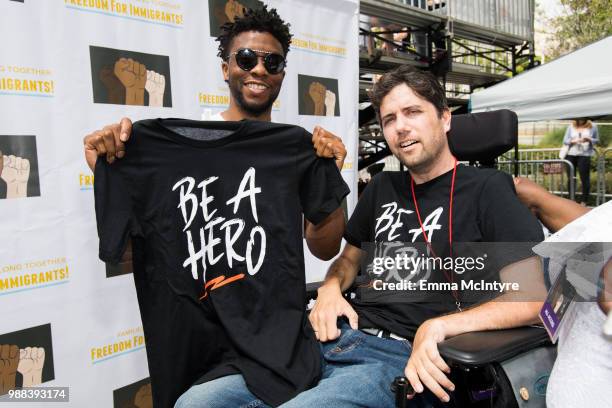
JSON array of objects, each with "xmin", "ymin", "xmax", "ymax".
[{"xmin": 358, "ymin": 0, "xmax": 536, "ymax": 169}]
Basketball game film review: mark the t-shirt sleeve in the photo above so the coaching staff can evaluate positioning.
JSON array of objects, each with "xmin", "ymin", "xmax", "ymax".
[
  {"xmin": 297, "ymin": 130, "xmax": 350, "ymax": 225},
  {"xmin": 94, "ymin": 157, "xmax": 139, "ymax": 263},
  {"xmin": 344, "ymin": 176, "xmax": 377, "ymax": 248},
  {"xmin": 478, "ymin": 171, "xmax": 544, "ymax": 266}
]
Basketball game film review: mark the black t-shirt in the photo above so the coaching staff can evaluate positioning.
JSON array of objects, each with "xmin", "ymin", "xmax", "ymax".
[
  {"xmin": 345, "ymin": 165, "xmax": 544, "ymax": 340},
  {"xmin": 0, "ymin": 178, "xmax": 6, "ymax": 199},
  {"xmin": 94, "ymin": 119, "xmax": 349, "ymax": 407}
]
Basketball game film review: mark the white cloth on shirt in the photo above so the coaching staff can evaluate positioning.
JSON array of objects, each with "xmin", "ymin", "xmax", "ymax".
[{"xmin": 532, "ymin": 201, "xmax": 612, "ymax": 408}]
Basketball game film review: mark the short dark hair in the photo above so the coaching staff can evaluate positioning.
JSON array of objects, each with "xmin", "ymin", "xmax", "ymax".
[
  {"xmin": 369, "ymin": 66, "xmax": 448, "ymax": 118},
  {"xmin": 216, "ymin": 6, "xmax": 292, "ymax": 61}
]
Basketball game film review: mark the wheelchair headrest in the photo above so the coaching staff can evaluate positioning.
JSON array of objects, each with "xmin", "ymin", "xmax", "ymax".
[{"xmin": 448, "ymin": 109, "xmax": 518, "ymax": 162}]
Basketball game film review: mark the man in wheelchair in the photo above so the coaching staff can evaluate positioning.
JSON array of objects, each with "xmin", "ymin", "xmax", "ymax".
[{"xmin": 296, "ymin": 66, "xmax": 547, "ymax": 407}]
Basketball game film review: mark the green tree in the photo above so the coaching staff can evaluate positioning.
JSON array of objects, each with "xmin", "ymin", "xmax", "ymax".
[{"xmin": 547, "ymin": 0, "xmax": 612, "ymax": 59}]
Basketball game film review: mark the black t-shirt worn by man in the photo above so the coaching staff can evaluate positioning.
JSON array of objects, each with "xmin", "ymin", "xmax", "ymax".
[
  {"xmin": 94, "ymin": 119, "xmax": 350, "ymax": 407},
  {"xmin": 345, "ymin": 165, "xmax": 544, "ymax": 340}
]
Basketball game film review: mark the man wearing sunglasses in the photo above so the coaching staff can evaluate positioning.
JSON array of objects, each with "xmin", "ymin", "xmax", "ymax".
[
  {"xmin": 86, "ymin": 6, "xmax": 350, "ymax": 408},
  {"xmin": 83, "ymin": 7, "xmax": 347, "ymax": 262}
]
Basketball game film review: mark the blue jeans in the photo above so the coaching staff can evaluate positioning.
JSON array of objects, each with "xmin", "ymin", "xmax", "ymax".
[
  {"xmin": 175, "ymin": 324, "xmax": 446, "ymax": 407},
  {"xmin": 174, "ymin": 374, "xmax": 270, "ymax": 408},
  {"xmin": 280, "ymin": 324, "xmax": 443, "ymax": 408}
]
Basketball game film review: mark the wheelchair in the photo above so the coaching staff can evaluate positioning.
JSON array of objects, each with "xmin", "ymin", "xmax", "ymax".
[{"xmin": 308, "ymin": 109, "xmax": 556, "ymax": 408}]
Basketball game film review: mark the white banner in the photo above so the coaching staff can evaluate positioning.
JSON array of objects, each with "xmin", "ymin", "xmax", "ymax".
[{"xmin": 0, "ymin": 0, "xmax": 358, "ymax": 406}]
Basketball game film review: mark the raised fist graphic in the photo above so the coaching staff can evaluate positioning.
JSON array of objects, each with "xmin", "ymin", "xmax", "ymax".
[
  {"xmin": 145, "ymin": 70, "xmax": 166, "ymax": 107},
  {"xmin": 224, "ymin": 0, "xmax": 246, "ymax": 22},
  {"xmin": 1, "ymin": 154, "xmax": 30, "ymax": 198},
  {"xmin": 99, "ymin": 65, "xmax": 125, "ymax": 104},
  {"xmin": 325, "ymin": 90, "xmax": 337, "ymax": 117},
  {"xmin": 0, "ymin": 345, "xmax": 19, "ymax": 395},
  {"xmin": 114, "ymin": 58, "xmax": 147, "ymax": 106},
  {"xmin": 134, "ymin": 383, "xmax": 153, "ymax": 408},
  {"xmin": 17, "ymin": 347, "xmax": 45, "ymax": 387},
  {"xmin": 308, "ymin": 81, "xmax": 327, "ymax": 116}
]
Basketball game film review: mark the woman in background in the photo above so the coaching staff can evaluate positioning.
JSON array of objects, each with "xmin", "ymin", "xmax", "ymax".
[{"xmin": 563, "ymin": 119, "xmax": 599, "ymax": 204}]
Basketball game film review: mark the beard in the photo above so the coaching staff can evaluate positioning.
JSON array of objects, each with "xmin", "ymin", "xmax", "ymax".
[
  {"xmin": 399, "ymin": 150, "xmax": 436, "ymax": 172},
  {"xmin": 229, "ymin": 79, "xmax": 280, "ymax": 117},
  {"xmin": 393, "ymin": 134, "xmax": 446, "ymax": 173}
]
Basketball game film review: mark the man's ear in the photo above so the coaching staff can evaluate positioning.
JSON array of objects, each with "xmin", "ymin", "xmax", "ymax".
[
  {"xmin": 442, "ymin": 109, "xmax": 451, "ymax": 134},
  {"xmin": 222, "ymin": 61, "xmax": 229, "ymax": 83}
]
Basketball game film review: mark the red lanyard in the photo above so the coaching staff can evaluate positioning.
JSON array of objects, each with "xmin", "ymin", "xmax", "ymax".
[{"xmin": 410, "ymin": 158, "xmax": 461, "ymax": 310}]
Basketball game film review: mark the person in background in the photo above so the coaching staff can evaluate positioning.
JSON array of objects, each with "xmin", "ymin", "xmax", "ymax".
[{"xmin": 562, "ymin": 119, "xmax": 599, "ymax": 205}]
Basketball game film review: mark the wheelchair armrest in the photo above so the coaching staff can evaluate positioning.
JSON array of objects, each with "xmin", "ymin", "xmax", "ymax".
[
  {"xmin": 438, "ymin": 326, "xmax": 552, "ymax": 367},
  {"xmin": 306, "ymin": 275, "xmax": 369, "ymax": 303}
]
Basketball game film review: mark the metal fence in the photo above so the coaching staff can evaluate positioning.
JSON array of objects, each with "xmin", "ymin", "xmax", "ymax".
[
  {"xmin": 499, "ymin": 148, "xmax": 612, "ymax": 205},
  {"xmin": 378, "ymin": 147, "xmax": 610, "ymax": 205},
  {"xmin": 498, "ymin": 157, "xmax": 575, "ymax": 200},
  {"xmin": 597, "ymin": 148, "xmax": 612, "ymax": 205}
]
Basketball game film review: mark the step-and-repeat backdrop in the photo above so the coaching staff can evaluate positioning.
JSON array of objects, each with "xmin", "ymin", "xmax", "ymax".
[{"xmin": 0, "ymin": 0, "xmax": 358, "ymax": 406}]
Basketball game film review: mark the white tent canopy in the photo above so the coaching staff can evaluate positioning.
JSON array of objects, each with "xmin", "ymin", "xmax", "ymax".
[{"xmin": 470, "ymin": 36, "xmax": 612, "ymax": 122}]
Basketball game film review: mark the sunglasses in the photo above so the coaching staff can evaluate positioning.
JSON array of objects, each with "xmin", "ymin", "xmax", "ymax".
[{"xmin": 229, "ymin": 48, "xmax": 286, "ymax": 75}]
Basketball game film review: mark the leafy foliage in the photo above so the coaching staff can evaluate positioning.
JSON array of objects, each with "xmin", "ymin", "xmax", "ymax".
[{"xmin": 545, "ymin": 0, "xmax": 612, "ymax": 59}]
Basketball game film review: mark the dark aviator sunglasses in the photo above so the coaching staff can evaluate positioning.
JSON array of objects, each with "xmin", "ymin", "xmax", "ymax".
[{"xmin": 229, "ymin": 48, "xmax": 286, "ymax": 75}]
